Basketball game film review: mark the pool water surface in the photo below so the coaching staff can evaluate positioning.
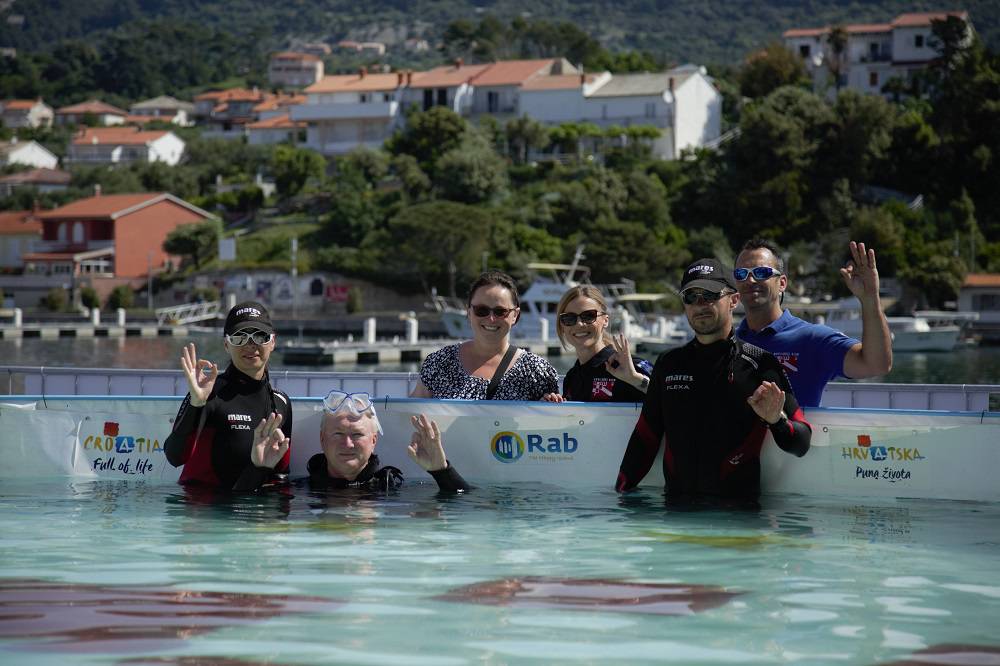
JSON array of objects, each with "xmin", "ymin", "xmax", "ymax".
[{"xmin": 1, "ymin": 480, "xmax": 998, "ymax": 665}]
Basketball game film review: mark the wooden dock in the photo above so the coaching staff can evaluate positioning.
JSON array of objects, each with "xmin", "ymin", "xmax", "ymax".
[{"xmin": 0, "ymin": 325, "xmax": 191, "ymax": 340}]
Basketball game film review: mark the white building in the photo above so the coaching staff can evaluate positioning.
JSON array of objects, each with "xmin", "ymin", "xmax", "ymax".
[
  {"xmin": 247, "ymin": 114, "xmax": 306, "ymax": 146},
  {"xmin": 783, "ymin": 11, "xmax": 973, "ymax": 97},
  {"xmin": 268, "ymin": 52, "xmax": 325, "ymax": 89},
  {"xmin": 66, "ymin": 128, "xmax": 186, "ymax": 166},
  {"xmin": 520, "ymin": 65, "xmax": 722, "ymax": 160},
  {"xmin": 55, "ymin": 100, "xmax": 128, "ymax": 126},
  {"xmin": 292, "ymin": 69, "xmax": 404, "ymax": 156},
  {"xmin": 0, "ymin": 139, "xmax": 59, "ymax": 170},
  {"xmin": 0, "ymin": 168, "xmax": 71, "ymax": 197},
  {"xmin": 128, "ymin": 96, "xmax": 195, "ymax": 126},
  {"xmin": 0, "ymin": 99, "xmax": 53, "ymax": 128},
  {"xmin": 469, "ymin": 59, "xmax": 577, "ymax": 118}
]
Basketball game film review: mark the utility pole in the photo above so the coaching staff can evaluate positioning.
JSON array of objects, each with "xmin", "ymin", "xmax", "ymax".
[
  {"xmin": 290, "ymin": 237, "xmax": 298, "ymax": 322},
  {"xmin": 147, "ymin": 252, "xmax": 153, "ymax": 310}
]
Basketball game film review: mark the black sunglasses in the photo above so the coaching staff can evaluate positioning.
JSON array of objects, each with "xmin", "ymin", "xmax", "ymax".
[
  {"xmin": 470, "ymin": 304, "xmax": 517, "ymax": 318},
  {"xmin": 681, "ymin": 290, "xmax": 728, "ymax": 305},
  {"xmin": 558, "ymin": 309, "xmax": 606, "ymax": 326},
  {"xmin": 733, "ymin": 266, "xmax": 782, "ymax": 282}
]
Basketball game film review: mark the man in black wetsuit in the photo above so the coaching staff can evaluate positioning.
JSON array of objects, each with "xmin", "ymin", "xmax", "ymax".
[
  {"xmin": 616, "ymin": 259, "xmax": 811, "ymax": 498},
  {"xmin": 307, "ymin": 391, "xmax": 469, "ymax": 492},
  {"xmin": 165, "ymin": 302, "xmax": 293, "ymax": 491}
]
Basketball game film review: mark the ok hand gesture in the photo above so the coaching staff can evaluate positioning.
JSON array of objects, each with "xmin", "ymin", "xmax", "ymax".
[
  {"xmin": 251, "ymin": 412, "xmax": 289, "ymax": 469},
  {"xmin": 407, "ymin": 414, "xmax": 448, "ymax": 472},
  {"xmin": 180, "ymin": 343, "xmax": 217, "ymax": 407},
  {"xmin": 605, "ymin": 333, "xmax": 643, "ymax": 388}
]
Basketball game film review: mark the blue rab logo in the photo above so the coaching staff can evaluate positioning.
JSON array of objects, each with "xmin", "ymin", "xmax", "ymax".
[
  {"xmin": 491, "ymin": 431, "xmax": 525, "ymax": 463},
  {"xmin": 490, "ymin": 431, "xmax": 580, "ymax": 463},
  {"xmin": 115, "ymin": 436, "xmax": 135, "ymax": 453}
]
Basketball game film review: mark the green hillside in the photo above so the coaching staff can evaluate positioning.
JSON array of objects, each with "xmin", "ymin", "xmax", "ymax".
[{"xmin": 1, "ymin": 0, "xmax": 997, "ymax": 65}]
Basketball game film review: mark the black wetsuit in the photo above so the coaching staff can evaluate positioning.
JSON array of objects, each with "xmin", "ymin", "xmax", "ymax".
[
  {"xmin": 616, "ymin": 333, "xmax": 811, "ymax": 498},
  {"xmin": 562, "ymin": 346, "xmax": 652, "ymax": 403},
  {"xmin": 307, "ymin": 453, "xmax": 471, "ymax": 492},
  {"xmin": 164, "ymin": 365, "xmax": 293, "ymax": 491}
]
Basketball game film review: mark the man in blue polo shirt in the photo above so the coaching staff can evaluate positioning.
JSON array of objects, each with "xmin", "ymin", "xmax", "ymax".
[{"xmin": 733, "ymin": 239, "xmax": 892, "ymax": 407}]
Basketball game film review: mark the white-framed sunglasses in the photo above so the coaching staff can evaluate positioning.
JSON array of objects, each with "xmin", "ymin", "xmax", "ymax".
[
  {"xmin": 323, "ymin": 390, "xmax": 382, "ymax": 434},
  {"xmin": 225, "ymin": 330, "xmax": 274, "ymax": 346}
]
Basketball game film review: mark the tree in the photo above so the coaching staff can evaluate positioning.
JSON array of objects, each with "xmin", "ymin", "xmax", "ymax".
[
  {"xmin": 80, "ymin": 286, "xmax": 100, "ymax": 309},
  {"xmin": 739, "ymin": 42, "xmax": 809, "ymax": 99},
  {"xmin": 505, "ymin": 115, "xmax": 550, "ymax": 165},
  {"xmin": 434, "ymin": 133, "xmax": 509, "ymax": 204},
  {"xmin": 271, "ymin": 145, "xmax": 326, "ymax": 198},
  {"xmin": 163, "ymin": 219, "xmax": 222, "ymax": 269},
  {"xmin": 826, "ymin": 26, "xmax": 849, "ymax": 93},
  {"xmin": 385, "ymin": 106, "xmax": 467, "ymax": 176},
  {"xmin": 107, "ymin": 285, "xmax": 135, "ymax": 310},
  {"xmin": 41, "ymin": 288, "xmax": 67, "ymax": 312}
]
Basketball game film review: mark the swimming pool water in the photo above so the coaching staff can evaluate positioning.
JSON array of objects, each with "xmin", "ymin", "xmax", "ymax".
[{"xmin": 1, "ymin": 480, "xmax": 998, "ymax": 665}]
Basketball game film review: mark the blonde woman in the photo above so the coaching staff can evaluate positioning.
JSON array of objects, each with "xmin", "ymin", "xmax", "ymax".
[{"xmin": 549, "ymin": 285, "xmax": 652, "ymax": 402}]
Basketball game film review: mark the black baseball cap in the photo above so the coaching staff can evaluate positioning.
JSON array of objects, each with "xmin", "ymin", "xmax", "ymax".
[
  {"xmin": 224, "ymin": 301, "xmax": 274, "ymax": 335},
  {"xmin": 680, "ymin": 258, "xmax": 736, "ymax": 293}
]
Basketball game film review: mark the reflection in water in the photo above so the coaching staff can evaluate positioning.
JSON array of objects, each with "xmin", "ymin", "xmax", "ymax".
[
  {"xmin": 435, "ymin": 578, "xmax": 741, "ymax": 615},
  {"xmin": 0, "ymin": 579, "xmax": 341, "ymax": 653},
  {"xmin": 120, "ymin": 658, "xmax": 304, "ymax": 666},
  {"xmin": 878, "ymin": 643, "xmax": 1000, "ymax": 665}
]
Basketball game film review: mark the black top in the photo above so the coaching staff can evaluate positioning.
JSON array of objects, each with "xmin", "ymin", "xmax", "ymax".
[
  {"xmin": 616, "ymin": 334, "xmax": 811, "ymax": 498},
  {"xmin": 164, "ymin": 364, "xmax": 293, "ymax": 491},
  {"xmin": 562, "ymin": 345, "xmax": 652, "ymax": 403},
  {"xmin": 307, "ymin": 453, "xmax": 471, "ymax": 492}
]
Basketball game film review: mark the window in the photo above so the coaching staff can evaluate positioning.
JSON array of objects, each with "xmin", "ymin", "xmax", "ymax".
[
  {"xmin": 437, "ymin": 88, "xmax": 447, "ymax": 106},
  {"xmin": 383, "ymin": 93, "xmax": 392, "ymax": 102},
  {"xmin": 72, "ymin": 222, "xmax": 84, "ymax": 244},
  {"xmin": 57, "ymin": 223, "xmax": 66, "ymax": 242},
  {"xmin": 869, "ymin": 43, "xmax": 879, "ymax": 59},
  {"xmin": 915, "ymin": 34, "xmax": 925, "ymax": 48},
  {"xmin": 799, "ymin": 44, "xmax": 810, "ymax": 58},
  {"xmin": 360, "ymin": 93, "xmax": 369, "ymax": 103},
  {"xmin": 869, "ymin": 71, "xmax": 879, "ymax": 87},
  {"xmin": 644, "ymin": 102, "xmax": 656, "ymax": 118},
  {"xmin": 423, "ymin": 89, "xmax": 433, "ymax": 111},
  {"xmin": 487, "ymin": 91, "xmax": 499, "ymax": 113},
  {"xmin": 972, "ymin": 294, "xmax": 1000, "ymax": 311}
]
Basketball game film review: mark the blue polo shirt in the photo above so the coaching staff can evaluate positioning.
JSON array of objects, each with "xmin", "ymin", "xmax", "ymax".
[{"xmin": 736, "ymin": 310, "xmax": 858, "ymax": 407}]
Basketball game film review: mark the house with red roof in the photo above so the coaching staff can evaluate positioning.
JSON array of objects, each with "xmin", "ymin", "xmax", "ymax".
[
  {"xmin": 783, "ymin": 11, "xmax": 973, "ymax": 96},
  {"xmin": 1, "ymin": 99, "xmax": 53, "ymax": 129},
  {"xmin": 959, "ymin": 273, "xmax": 1000, "ymax": 342},
  {"xmin": 55, "ymin": 100, "xmax": 128, "ymax": 126},
  {"xmin": 247, "ymin": 114, "xmax": 307, "ymax": 146},
  {"xmin": 127, "ymin": 96, "xmax": 196, "ymax": 127},
  {"xmin": 193, "ymin": 87, "xmax": 271, "ymax": 138},
  {"xmin": 10, "ymin": 192, "xmax": 215, "ymax": 306},
  {"xmin": 0, "ymin": 168, "xmax": 71, "ymax": 197},
  {"xmin": 404, "ymin": 59, "xmax": 491, "ymax": 114},
  {"xmin": 66, "ymin": 127, "xmax": 186, "ymax": 167},
  {"xmin": 467, "ymin": 58, "xmax": 578, "ymax": 116},
  {"xmin": 0, "ymin": 208, "xmax": 41, "ymax": 270},
  {"xmin": 268, "ymin": 52, "xmax": 325, "ymax": 88}
]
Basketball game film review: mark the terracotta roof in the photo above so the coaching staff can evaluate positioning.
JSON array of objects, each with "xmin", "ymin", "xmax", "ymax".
[
  {"xmin": 471, "ymin": 59, "xmax": 562, "ymax": 86},
  {"xmin": 39, "ymin": 192, "xmax": 214, "ymax": 221},
  {"xmin": 963, "ymin": 273, "xmax": 1000, "ymax": 288},
  {"xmin": 253, "ymin": 93, "xmax": 306, "ymax": 112},
  {"xmin": 410, "ymin": 63, "xmax": 491, "ymax": 89},
  {"xmin": 892, "ymin": 11, "xmax": 968, "ymax": 28},
  {"xmin": 0, "ymin": 168, "xmax": 71, "ymax": 185},
  {"xmin": 247, "ymin": 113, "xmax": 304, "ymax": 129},
  {"xmin": 272, "ymin": 51, "xmax": 320, "ymax": 62},
  {"xmin": 194, "ymin": 88, "xmax": 266, "ymax": 103},
  {"xmin": 3, "ymin": 99, "xmax": 41, "ymax": 110},
  {"xmin": 846, "ymin": 23, "xmax": 892, "ymax": 34},
  {"xmin": 0, "ymin": 210, "xmax": 41, "ymax": 235},
  {"xmin": 56, "ymin": 100, "xmax": 128, "ymax": 116},
  {"xmin": 305, "ymin": 72, "xmax": 402, "ymax": 94},
  {"xmin": 783, "ymin": 27, "xmax": 828, "ymax": 38},
  {"xmin": 522, "ymin": 73, "xmax": 600, "ymax": 91},
  {"xmin": 72, "ymin": 127, "xmax": 171, "ymax": 146}
]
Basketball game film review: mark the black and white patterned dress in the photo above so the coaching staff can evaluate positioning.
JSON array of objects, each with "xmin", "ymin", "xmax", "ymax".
[{"xmin": 419, "ymin": 343, "xmax": 559, "ymax": 400}]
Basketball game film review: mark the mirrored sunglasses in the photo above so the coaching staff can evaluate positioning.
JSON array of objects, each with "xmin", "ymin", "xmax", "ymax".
[
  {"xmin": 558, "ymin": 309, "xmax": 605, "ymax": 326},
  {"xmin": 682, "ymin": 290, "xmax": 726, "ymax": 305},
  {"xmin": 226, "ymin": 330, "xmax": 274, "ymax": 346},
  {"xmin": 733, "ymin": 266, "xmax": 781, "ymax": 282},
  {"xmin": 470, "ymin": 305, "xmax": 517, "ymax": 318}
]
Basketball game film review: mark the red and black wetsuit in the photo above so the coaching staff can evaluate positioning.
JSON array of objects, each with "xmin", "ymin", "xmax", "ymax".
[
  {"xmin": 616, "ymin": 333, "xmax": 810, "ymax": 498},
  {"xmin": 562, "ymin": 346, "xmax": 652, "ymax": 403},
  {"xmin": 165, "ymin": 364, "xmax": 293, "ymax": 491}
]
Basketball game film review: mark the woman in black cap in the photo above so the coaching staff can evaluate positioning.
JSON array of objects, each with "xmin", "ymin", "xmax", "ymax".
[{"xmin": 164, "ymin": 301, "xmax": 293, "ymax": 491}]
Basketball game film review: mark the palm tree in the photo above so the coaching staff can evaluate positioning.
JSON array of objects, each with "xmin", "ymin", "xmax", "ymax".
[{"xmin": 827, "ymin": 25, "xmax": 849, "ymax": 93}]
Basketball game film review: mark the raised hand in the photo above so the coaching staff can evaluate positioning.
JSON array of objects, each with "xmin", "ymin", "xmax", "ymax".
[
  {"xmin": 747, "ymin": 381, "xmax": 786, "ymax": 424},
  {"xmin": 605, "ymin": 332, "xmax": 643, "ymax": 386},
  {"xmin": 407, "ymin": 414, "xmax": 448, "ymax": 472},
  {"xmin": 180, "ymin": 342, "xmax": 217, "ymax": 407},
  {"xmin": 542, "ymin": 392, "xmax": 566, "ymax": 403},
  {"xmin": 251, "ymin": 412, "xmax": 289, "ymax": 469},
  {"xmin": 840, "ymin": 241, "xmax": 880, "ymax": 304}
]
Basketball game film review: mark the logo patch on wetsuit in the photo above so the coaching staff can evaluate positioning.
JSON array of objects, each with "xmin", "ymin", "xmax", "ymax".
[
  {"xmin": 772, "ymin": 352, "xmax": 799, "ymax": 374},
  {"xmin": 227, "ymin": 413, "xmax": 253, "ymax": 430},
  {"xmin": 663, "ymin": 374, "xmax": 693, "ymax": 390},
  {"xmin": 591, "ymin": 378, "xmax": 615, "ymax": 400}
]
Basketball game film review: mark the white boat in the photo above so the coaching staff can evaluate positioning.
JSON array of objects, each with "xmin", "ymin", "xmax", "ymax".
[{"xmin": 806, "ymin": 299, "xmax": 979, "ymax": 352}]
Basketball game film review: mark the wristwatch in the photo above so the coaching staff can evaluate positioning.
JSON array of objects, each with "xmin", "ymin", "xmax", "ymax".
[{"xmin": 638, "ymin": 376, "xmax": 650, "ymax": 392}]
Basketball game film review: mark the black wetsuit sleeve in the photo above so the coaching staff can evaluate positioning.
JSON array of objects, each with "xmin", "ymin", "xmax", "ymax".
[
  {"xmin": 428, "ymin": 462, "xmax": 472, "ymax": 492},
  {"xmin": 164, "ymin": 395, "xmax": 205, "ymax": 467},
  {"xmin": 231, "ymin": 390, "xmax": 295, "ymax": 492},
  {"xmin": 616, "ymin": 356, "xmax": 667, "ymax": 492},
  {"xmin": 762, "ymin": 360, "xmax": 811, "ymax": 458}
]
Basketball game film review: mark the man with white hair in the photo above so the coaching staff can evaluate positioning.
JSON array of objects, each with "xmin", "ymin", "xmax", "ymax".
[{"xmin": 290, "ymin": 391, "xmax": 469, "ymax": 491}]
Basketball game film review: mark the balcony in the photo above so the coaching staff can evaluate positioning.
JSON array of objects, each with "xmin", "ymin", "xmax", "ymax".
[
  {"xmin": 292, "ymin": 101, "xmax": 398, "ymax": 121},
  {"xmin": 302, "ymin": 139, "xmax": 386, "ymax": 156},
  {"xmin": 35, "ymin": 240, "xmax": 113, "ymax": 254}
]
